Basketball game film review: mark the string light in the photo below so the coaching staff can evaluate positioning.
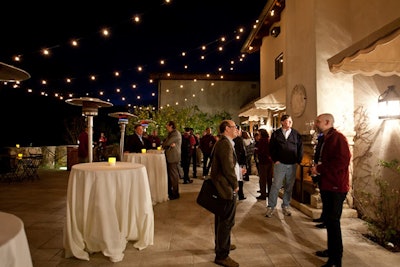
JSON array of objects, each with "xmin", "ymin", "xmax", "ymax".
[{"xmin": 4, "ymin": 1, "xmax": 259, "ymax": 108}]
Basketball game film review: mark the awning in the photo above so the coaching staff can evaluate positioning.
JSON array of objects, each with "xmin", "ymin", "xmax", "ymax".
[
  {"xmin": 239, "ymin": 89, "xmax": 286, "ymax": 118},
  {"xmin": 328, "ymin": 17, "xmax": 400, "ymax": 76}
]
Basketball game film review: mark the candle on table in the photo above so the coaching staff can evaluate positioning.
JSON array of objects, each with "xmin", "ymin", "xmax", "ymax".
[{"xmin": 108, "ymin": 157, "xmax": 116, "ymax": 166}]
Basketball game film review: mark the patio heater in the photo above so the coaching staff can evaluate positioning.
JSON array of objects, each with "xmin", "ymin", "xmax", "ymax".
[
  {"xmin": 65, "ymin": 97, "xmax": 113, "ymax": 162},
  {"xmin": 0, "ymin": 61, "xmax": 31, "ymax": 82},
  {"xmin": 108, "ymin": 112, "xmax": 137, "ymax": 160}
]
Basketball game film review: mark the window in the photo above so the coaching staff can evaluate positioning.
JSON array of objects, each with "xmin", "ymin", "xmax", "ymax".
[{"xmin": 275, "ymin": 53, "xmax": 283, "ymax": 79}]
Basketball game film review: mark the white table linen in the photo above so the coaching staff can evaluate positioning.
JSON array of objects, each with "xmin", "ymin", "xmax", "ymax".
[
  {"xmin": 0, "ymin": 212, "xmax": 33, "ymax": 267},
  {"xmin": 63, "ymin": 162, "xmax": 154, "ymax": 262},
  {"xmin": 123, "ymin": 152, "xmax": 169, "ymax": 205}
]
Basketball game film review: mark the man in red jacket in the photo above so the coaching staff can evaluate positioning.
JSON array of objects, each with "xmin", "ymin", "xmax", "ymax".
[{"xmin": 311, "ymin": 113, "xmax": 351, "ymax": 267}]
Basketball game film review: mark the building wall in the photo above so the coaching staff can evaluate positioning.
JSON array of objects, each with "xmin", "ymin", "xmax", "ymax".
[
  {"xmin": 256, "ymin": 0, "xmax": 400, "ymax": 209},
  {"xmin": 158, "ymin": 79, "xmax": 260, "ymax": 123},
  {"xmin": 285, "ymin": 0, "xmax": 318, "ymax": 129}
]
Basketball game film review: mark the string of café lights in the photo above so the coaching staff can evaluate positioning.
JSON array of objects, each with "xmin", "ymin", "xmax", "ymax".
[{"xmin": 3, "ymin": 0, "xmax": 262, "ymax": 110}]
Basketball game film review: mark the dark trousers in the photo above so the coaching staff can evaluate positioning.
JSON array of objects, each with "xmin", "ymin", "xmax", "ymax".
[
  {"xmin": 319, "ymin": 188, "xmax": 327, "ymax": 222},
  {"xmin": 258, "ymin": 163, "xmax": 273, "ymax": 197},
  {"xmin": 321, "ymin": 190, "xmax": 347, "ymax": 266},
  {"xmin": 246, "ymin": 155, "xmax": 252, "ymax": 177},
  {"xmin": 202, "ymin": 153, "xmax": 212, "ymax": 176},
  {"xmin": 214, "ymin": 197, "xmax": 236, "ymax": 260},
  {"xmin": 181, "ymin": 156, "xmax": 191, "ymax": 182},
  {"xmin": 238, "ymin": 181, "xmax": 245, "ymax": 198},
  {"xmin": 192, "ymin": 151, "xmax": 197, "ymax": 177},
  {"xmin": 167, "ymin": 162, "xmax": 180, "ymax": 198}
]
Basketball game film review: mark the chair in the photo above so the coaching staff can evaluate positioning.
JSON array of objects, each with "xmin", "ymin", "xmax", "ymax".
[
  {"xmin": 22, "ymin": 154, "xmax": 43, "ymax": 181},
  {"xmin": 0, "ymin": 155, "xmax": 19, "ymax": 182}
]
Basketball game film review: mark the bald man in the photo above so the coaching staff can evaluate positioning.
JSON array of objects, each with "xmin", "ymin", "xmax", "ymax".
[{"xmin": 311, "ymin": 113, "xmax": 351, "ymax": 267}]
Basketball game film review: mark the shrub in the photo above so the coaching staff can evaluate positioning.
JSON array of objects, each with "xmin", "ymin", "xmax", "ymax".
[{"xmin": 358, "ymin": 159, "xmax": 400, "ymax": 252}]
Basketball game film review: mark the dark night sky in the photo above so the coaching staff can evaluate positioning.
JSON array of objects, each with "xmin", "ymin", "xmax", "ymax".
[{"xmin": 0, "ymin": 0, "xmax": 265, "ymax": 147}]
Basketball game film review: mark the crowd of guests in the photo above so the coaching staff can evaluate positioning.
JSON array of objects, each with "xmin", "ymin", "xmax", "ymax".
[
  {"xmin": 78, "ymin": 114, "xmax": 349, "ymax": 267},
  {"xmin": 208, "ymin": 114, "xmax": 349, "ymax": 267}
]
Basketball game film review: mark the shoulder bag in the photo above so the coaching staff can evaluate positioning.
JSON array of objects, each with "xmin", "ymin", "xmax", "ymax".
[{"xmin": 196, "ymin": 179, "xmax": 228, "ymax": 217}]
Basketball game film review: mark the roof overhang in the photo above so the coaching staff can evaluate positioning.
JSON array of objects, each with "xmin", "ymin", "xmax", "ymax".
[
  {"xmin": 328, "ymin": 17, "xmax": 400, "ymax": 76},
  {"xmin": 241, "ymin": 0, "xmax": 285, "ymax": 54},
  {"xmin": 239, "ymin": 89, "xmax": 286, "ymax": 119}
]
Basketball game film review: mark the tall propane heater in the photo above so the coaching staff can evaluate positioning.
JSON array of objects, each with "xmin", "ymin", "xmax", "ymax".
[
  {"xmin": 108, "ymin": 112, "xmax": 137, "ymax": 160},
  {"xmin": 65, "ymin": 97, "xmax": 113, "ymax": 162},
  {"xmin": 0, "ymin": 61, "xmax": 30, "ymax": 82}
]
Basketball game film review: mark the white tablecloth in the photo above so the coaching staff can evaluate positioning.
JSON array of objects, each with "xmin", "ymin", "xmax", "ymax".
[
  {"xmin": 63, "ymin": 162, "xmax": 154, "ymax": 262},
  {"xmin": 0, "ymin": 212, "xmax": 33, "ymax": 267},
  {"xmin": 123, "ymin": 152, "xmax": 169, "ymax": 205}
]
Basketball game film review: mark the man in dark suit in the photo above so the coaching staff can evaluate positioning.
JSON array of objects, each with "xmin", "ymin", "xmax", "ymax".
[
  {"xmin": 162, "ymin": 121, "xmax": 182, "ymax": 200},
  {"xmin": 210, "ymin": 120, "xmax": 241, "ymax": 267},
  {"xmin": 124, "ymin": 124, "xmax": 149, "ymax": 153}
]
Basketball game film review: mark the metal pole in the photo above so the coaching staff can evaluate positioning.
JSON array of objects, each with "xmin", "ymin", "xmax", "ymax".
[
  {"xmin": 119, "ymin": 123, "xmax": 126, "ymax": 160},
  {"xmin": 88, "ymin": 116, "xmax": 94, "ymax": 163}
]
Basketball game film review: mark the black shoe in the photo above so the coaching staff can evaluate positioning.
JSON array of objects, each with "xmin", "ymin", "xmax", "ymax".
[
  {"xmin": 169, "ymin": 195, "xmax": 180, "ymax": 200},
  {"xmin": 315, "ymin": 249, "xmax": 329, "ymax": 257},
  {"xmin": 183, "ymin": 180, "xmax": 193, "ymax": 184},
  {"xmin": 316, "ymin": 223, "xmax": 327, "ymax": 229},
  {"xmin": 321, "ymin": 261, "xmax": 341, "ymax": 267},
  {"xmin": 256, "ymin": 195, "xmax": 267, "ymax": 200},
  {"xmin": 214, "ymin": 256, "xmax": 239, "ymax": 267},
  {"xmin": 313, "ymin": 217, "xmax": 324, "ymax": 223}
]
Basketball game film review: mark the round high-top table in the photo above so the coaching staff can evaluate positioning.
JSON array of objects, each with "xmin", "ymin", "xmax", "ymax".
[
  {"xmin": 63, "ymin": 162, "xmax": 154, "ymax": 262},
  {"xmin": 0, "ymin": 212, "xmax": 33, "ymax": 267},
  {"xmin": 123, "ymin": 152, "xmax": 169, "ymax": 205}
]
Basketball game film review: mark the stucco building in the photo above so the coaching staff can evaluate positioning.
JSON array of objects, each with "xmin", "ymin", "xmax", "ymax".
[
  {"xmin": 239, "ymin": 0, "xmax": 400, "ymax": 217},
  {"xmin": 152, "ymin": 73, "xmax": 260, "ymax": 123}
]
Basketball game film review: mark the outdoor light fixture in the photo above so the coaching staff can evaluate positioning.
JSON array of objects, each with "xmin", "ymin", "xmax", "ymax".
[
  {"xmin": 271, "ymin": 26, "xmax": 281, "ymax": 38},
  {"xmin": 378, "ymin": 85, "xmax": 400, "ymax": 119}
]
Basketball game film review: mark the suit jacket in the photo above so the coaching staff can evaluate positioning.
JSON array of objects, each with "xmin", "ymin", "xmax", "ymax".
[
  {"xmin": 162, "ymin": 129, "xmax": 182, "ymax": 163},
  {"xmin": 210, "ymin": 135, "xmax": 238, "ymax": 200},
  {"xmin": 125, "ymin": 133, "xmax": 149, "ymax": 153}
]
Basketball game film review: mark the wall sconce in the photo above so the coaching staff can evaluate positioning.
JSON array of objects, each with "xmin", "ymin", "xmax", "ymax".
[
  {"xmin": 378, "ymin": 85, "xmax": 400, "ymax": 119},
  {"xmin": 271, "ymin": 26, "xmax": 281, "ymax": 38}
]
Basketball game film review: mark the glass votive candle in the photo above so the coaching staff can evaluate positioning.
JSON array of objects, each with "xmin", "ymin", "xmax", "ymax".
[
  {"xmin": 108, "ymin": 157, "xmax": 116, "ymax": 166},
  {"xmin": 141, "ymin": 148, "xmax": 147, "ymax": 153},
  {"xmin": 17, "ymin": 153, "xmax": 23, "ymax": 159},
  {"xmin": 157, "ymin": 146, "xmax": 162, "ymax": 151},
  {"xmin": 16, "ymin": 144, "xmax": 20, "ymax": 148}
]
